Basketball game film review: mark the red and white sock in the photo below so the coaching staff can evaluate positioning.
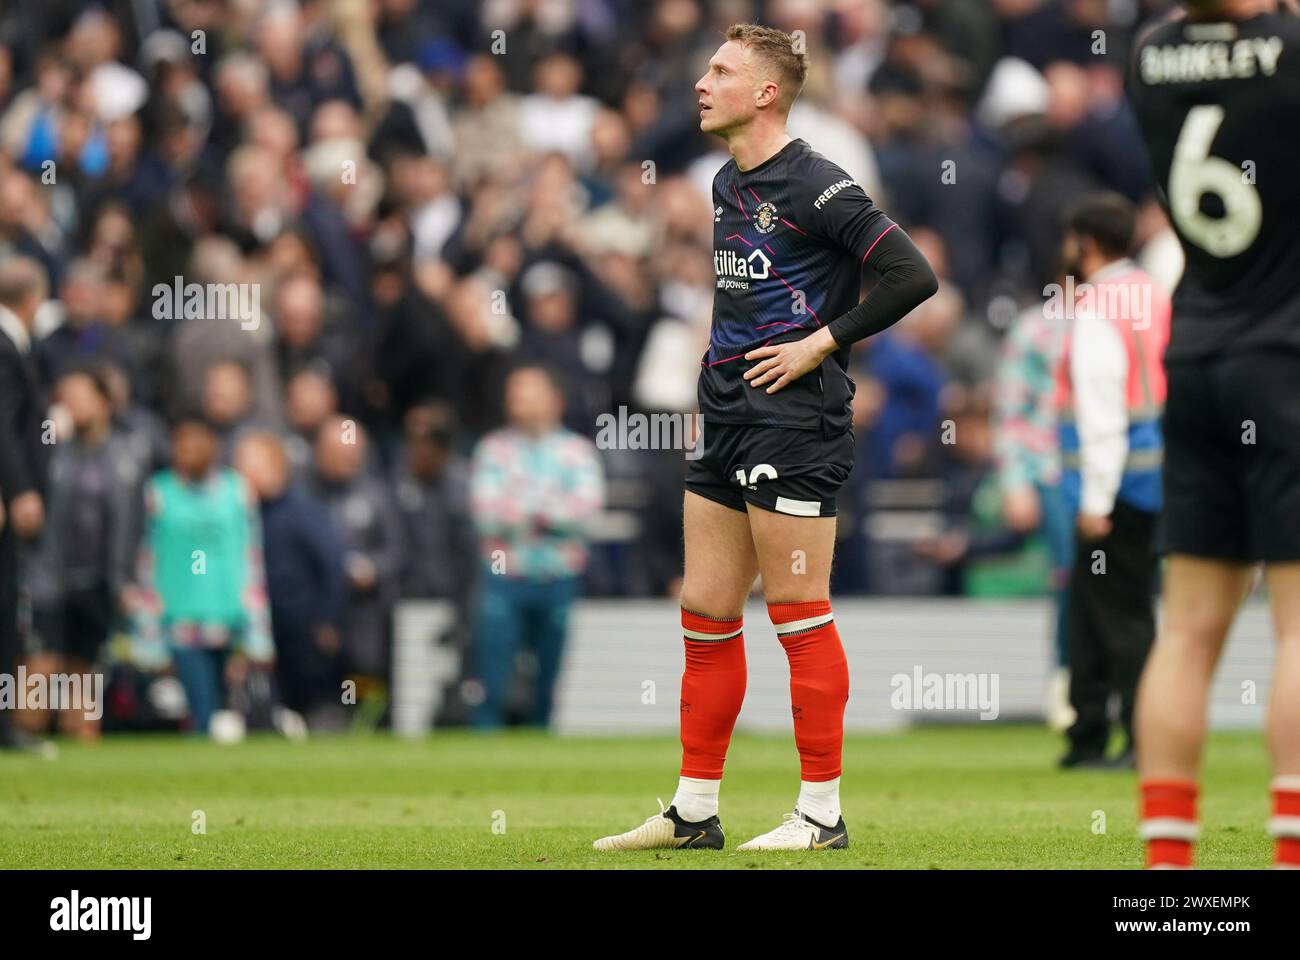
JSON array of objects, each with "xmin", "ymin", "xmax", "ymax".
[
  {"xmin": 1139, "ymin": 779, "xmax": 1198, "ymax": 869},
  {"xmin": 769, "ymin": 600, "xmax": 849, "ymax": 793},
  {"xmin": 1268, "ymin": 775, "xmax": 1300, "ymax": 869},
  {"xmin": 675, "ymin": 608, "xmax": 746, "ymax": 820}
]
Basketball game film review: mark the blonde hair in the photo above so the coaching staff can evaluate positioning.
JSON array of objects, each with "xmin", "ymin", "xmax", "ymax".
[{"xmin": 724, "ymin": 23, "xmax": 809, "ymax": 110}]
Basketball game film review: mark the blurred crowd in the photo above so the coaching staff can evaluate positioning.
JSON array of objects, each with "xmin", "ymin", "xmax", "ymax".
[{"xmin": 0, "ymin": 0, "xmax": 1190, "ymax": 733}]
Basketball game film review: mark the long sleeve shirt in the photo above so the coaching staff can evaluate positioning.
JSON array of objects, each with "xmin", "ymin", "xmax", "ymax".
[
  {"xmin": 1070, "ymin": 306, "xmax": 1129, "ymax": 517},
  {"xmin": 993, "ymin": 304, "xmax": 1065, "ymax": 493},
  {"xmin": 470, "ymin": 426, "xmax": 604, "ymax": 580}
]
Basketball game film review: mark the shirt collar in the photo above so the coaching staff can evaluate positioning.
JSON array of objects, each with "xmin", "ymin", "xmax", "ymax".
[{"xmin": 0, "ymin": 304, "xmax": 31, "ymax": 354}]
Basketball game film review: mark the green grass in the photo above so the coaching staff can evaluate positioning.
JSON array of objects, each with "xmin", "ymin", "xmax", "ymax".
[{"xmin": 0, "ymin": 726, "xmax": 1275, "ymax": 869}]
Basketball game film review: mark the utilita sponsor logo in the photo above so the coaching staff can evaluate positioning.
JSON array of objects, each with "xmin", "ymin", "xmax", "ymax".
[
  {"xmin": 50, "ymin": 891, "xmax": 151, "ymax": 940},
  {"xmin": 714, "ymin": 247, "xmax": 771, "ymax": 289}
]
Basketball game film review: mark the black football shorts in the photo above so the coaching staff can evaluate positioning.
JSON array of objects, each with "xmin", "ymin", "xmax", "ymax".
[
  {"xmin": 1161, "ymin": 349, "xmax": 1300, "ymax": 563},
  {"xmin": 685, "ymin": 421, "xmax": 855, "ymax": 518}
]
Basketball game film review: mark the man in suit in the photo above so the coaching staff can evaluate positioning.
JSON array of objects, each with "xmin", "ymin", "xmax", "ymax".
[{"xmin": 0, "ymin": 256, "xmax": 52, "ymax": 752}]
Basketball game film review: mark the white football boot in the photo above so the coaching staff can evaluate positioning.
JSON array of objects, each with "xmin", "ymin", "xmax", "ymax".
[
  {"xmin": 592, "ymin": 799, "xmax": 725, "ymax": 851},
  {"xmin": 736, "ymin": 808, "xmax": 849, "ymax": 851}
]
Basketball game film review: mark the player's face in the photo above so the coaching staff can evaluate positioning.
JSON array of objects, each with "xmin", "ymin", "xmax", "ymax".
[{"xmin": 696, "ymin": 42, "xmax": 758, "ymax": 136}]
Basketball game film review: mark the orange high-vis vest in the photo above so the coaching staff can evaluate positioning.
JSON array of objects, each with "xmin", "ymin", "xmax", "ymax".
[{"xmin": 1053, "ymin": 260, "xmax": 1171, "ymax": 514}]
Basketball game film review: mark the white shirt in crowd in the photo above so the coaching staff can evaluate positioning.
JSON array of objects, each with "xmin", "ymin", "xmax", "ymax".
[{"xmin": 1070, "ymin": 258, "xmax": 1142, "ymax": 518}]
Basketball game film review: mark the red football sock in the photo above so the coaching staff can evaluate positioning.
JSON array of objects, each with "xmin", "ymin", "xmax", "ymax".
[
  {"xmin": 1139, "ymin": 779, "xmax": 1198, "ymax": 868},
  {"xmin": 1269, "ymin": 776, "xmax": 1300, "ymax": 869},
  {"xmin": 769, "ymin": 600, "xmax": 849, "ymax": 782},
  {"xmin": 678, "ymin": 608, "xmax": 747, "ymax": 780}
]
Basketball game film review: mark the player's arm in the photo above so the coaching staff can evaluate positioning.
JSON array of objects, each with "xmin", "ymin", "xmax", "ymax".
[
  {"xmin": 745, "ymin": 174, "xmax": 938, "ymax": 393},
  {"xmin": 1070, "ymin": 311, "xmax": 1129, "ymax": 539}
]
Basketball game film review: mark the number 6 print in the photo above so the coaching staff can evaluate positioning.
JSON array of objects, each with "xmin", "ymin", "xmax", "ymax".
[{"xmin": 1168, "ymin": 105, "xmax": 1262, "ymax": 259}]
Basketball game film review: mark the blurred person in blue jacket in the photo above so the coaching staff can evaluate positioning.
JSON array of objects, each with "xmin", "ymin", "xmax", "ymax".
[
  {"xmin": 234, "ymin": 431, "xmax": 348, "ymax": 731},
  {"xmin": 308, "ymin": 415, "xmax": 404, "ymax": 727}
]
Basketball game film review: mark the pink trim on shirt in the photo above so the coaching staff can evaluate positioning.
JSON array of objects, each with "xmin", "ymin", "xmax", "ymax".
[{"xmin": 861, "ymin": 222, "xmax": 899, "ymax": 264}]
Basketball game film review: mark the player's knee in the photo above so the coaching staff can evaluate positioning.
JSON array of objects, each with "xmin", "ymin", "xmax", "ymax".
[
  {"xmin": 1160, "ymin": 617, "xmax": 1233, "ymax": 658},
  {"xmin": 679, "ymin": 580, "xmax": 747, "ymax": 621},
  {"xmin": 680, "ymin": 600, "xmax": 744, "ymax": 622}
]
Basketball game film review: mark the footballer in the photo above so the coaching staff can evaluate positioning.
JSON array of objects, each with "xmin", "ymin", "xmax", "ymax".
[
  {"xmin": 1128, "ymin": 0, "xmax": 1300, "ymax": 868},
  {"xmin": 593, "ymin": 23, "xmax": 937, "ymax": 852}
]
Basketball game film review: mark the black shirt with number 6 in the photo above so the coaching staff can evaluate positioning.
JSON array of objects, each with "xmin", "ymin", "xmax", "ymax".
[{"xmin": 1128, "ymin": 10, "xmax": 1300, "ymax": 361}]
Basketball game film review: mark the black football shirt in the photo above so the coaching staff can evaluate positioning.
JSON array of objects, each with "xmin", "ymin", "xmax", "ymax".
[
  {"xmin": 1129, "ymin": 12, "xmax": 1300, "ymax": 361},
  {"xmin": 699, "ymin": 138, "xmax": 897, "ymax": 431}
]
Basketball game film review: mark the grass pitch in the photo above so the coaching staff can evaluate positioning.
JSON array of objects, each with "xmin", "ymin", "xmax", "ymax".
[{"xmin": 0, "ymin": 725, "xmax": 1274, "ymax": 869}]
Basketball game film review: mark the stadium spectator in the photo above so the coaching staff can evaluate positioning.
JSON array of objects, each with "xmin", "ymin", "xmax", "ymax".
[
  {"xmin": 254, "ymin": 2, "xmax": 361, "ymax": 134},
  {"xmin": 129, "ymin": 418, "xmax": 274, "ymax": 735},
  {"xmin": 516, "ymin": 261, "xmax": 599, "ymax": 432},
  {"xmin": 395, "ymin": 402, "xmax": 476, "ymax": 615},
  {"xmin": 994, "ymin": 297, "xmax": 1073, "ymax": 731},
  {"xmin": 34, "ymin": 259, "xmax": 137, "ymax": 389},
  {"xmin": 449, "ymin": 53, "xmax": 524, "ymax": 188},
  {"xmin": 202, "ymin": 359, "xmax": 271, "ymax": 464},
  {"xmin": 234, "ymin": 431, "xmax": 347, "ymax": 731},
  {"xmin": 364, "ymin": 224, "xmax": 461, "ymax": 438},
  {"xmin": 271, "ymin": 269, "xmax": 361, "ymax": 411},
  {"xmin": 1055, "ymin": 193, "xmax": 1170, "ymax": 770},
  {"xmin": 308, "ymin": 415, "xmax": 404, "ymax": 728},
  {"xmin": 103, "ymin": 359, "xmax": 170, "ymax": 475},
  {"xmin": 164, "ymin": 238, "xmax": 282, "ymax": 424},
  {"xmin": 26, "ymin": 365, "xmax": 141, "ymax": 738},
  {"xmin": 860, "ymin": 292, "xmax": 953, "ymax": 480},
  {"xmin": 518, "ymin": 53, "xmax": 600, "ymax": 167},
  {"xmin": 914, "ymin": 386, "xmax": 1027, "ymax": 595},
  {"xmin": 469, "ymin": 364, "xmax": 604, "ymax": 728},
  {"xmin": 0, "ymin": 255, "xmax": 52, "ymax": 753},
  {"xmin": 283, "ymin": 366, "xmax": 338, "ymax": 476}
]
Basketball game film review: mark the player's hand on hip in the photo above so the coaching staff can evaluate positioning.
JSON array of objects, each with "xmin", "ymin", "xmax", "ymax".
[{"xmin": 744, "ymin": 327, "xmax": 839, "ymax": 394}]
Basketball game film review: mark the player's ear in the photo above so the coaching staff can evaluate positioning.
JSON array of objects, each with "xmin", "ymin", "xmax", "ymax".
[{"xmin": 754, "ymin": 79, "xmax": 780, "ymax": 109}]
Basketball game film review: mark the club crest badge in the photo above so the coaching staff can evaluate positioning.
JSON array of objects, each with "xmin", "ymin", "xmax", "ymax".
[{"xmin": 753, "ymin": 201, "xmax": 778, "ymax": 234}]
